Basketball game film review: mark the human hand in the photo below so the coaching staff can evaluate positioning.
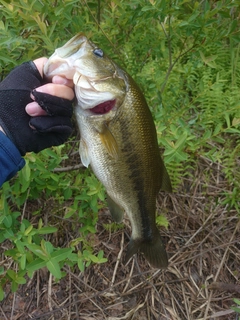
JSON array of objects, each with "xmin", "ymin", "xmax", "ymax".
[{"xmin": 0, "ymin": 58, "xmax": 74, "ymax": 155}]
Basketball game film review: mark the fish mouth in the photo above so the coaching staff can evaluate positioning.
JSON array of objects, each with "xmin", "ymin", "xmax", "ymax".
[
  {"xmin": 90, "ymin": 99, "xmax": 116, "ymax": 114},
  {"xmin": 43, "ymin": 33, "xmax": 125, "ymax": 116},
  {"xmin": 74, "ymin": 73, "xmax": 117, "ymax": 115}
]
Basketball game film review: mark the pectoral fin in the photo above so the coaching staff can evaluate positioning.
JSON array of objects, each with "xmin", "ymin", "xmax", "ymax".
[
  {"xmin": 98, "ymin": 123, "xmax": 119, "ymax": 160},
  {"xmin": 107, "ymin": 193, "xmax": 124, "ymax": 223},
  {"xmin": 79, "ymin": 139, "xmax": 91, "ymax": 167}
]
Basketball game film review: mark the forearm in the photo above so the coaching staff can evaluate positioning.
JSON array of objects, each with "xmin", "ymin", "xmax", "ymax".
[
  {"xmin": 0, "ymin": 59, "xmax": 74, "ymax": 186},
  {"xmin": 0, "ymin": 131, "xmax": 25, "ymax": 186}
]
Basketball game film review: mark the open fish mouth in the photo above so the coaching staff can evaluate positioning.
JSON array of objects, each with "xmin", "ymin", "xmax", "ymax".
[
  {"xmin": 44, "ymin": 33, "xmax": 126, "ymax": 116},
  {"xmin": 74, "ymin": 72, "xmax": 117, "ymax": 115},
  {"xmin": 90, "ymin": 99, "xmax": 116, "ymax": 114}
]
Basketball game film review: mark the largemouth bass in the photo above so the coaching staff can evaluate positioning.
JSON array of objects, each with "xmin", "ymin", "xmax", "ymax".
[{"xmin": 44, "ymin": 33, "xmax": 172, "ymax": 268}]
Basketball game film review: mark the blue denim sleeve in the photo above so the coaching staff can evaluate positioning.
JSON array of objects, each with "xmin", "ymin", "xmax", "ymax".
[{"xmin": 0, "ymin": 131, "xmax": 25, "ymax": 187}]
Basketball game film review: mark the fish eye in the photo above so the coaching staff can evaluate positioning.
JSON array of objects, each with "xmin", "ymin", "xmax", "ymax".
[{"xmin": 93, "ymin": 48, "xmax": 104, "ymax": 58}]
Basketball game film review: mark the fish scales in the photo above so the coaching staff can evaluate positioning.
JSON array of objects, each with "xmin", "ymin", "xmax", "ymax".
[
  {"xmin": 44, "ymin": 33, "xmax": 172, "ymax": 268},
  {"xmin": 77, "ymin": 75, "xmax": 159, "ymax": 237}
]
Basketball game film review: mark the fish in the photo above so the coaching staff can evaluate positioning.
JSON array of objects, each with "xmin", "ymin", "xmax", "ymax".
[{"xmin": 44, "ymin": 33, "xmax": 172, "ymax": 268}]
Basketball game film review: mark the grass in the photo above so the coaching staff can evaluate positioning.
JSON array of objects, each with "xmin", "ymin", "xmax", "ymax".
[
  {"xmin": 0, "ymin": 154, "xmax": 239, "ymax": 319},
  {"xmin": 0, "ymin": 1, "xmax": 239, "ymax": 319}
]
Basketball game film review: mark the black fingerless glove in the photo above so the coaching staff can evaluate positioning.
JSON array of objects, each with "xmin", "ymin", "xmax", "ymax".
[{"xmin": 0, "ymin": 61, "xmax": 73, "ymax": 155}]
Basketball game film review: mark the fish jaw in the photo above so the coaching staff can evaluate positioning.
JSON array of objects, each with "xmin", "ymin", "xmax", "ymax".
[
  {"xmin": 44, "ymin": 33, "xmax": 89, "ymax": 80},
  {"xmin": 72, "ymin": 51, "xmax": 127, "ymax": 111},
  {"xmin": 74, "ymin": 71, "xmax": 124, "ymax": 111},
  {"xmin": 44, "ymin": 33, "xmax": 127, "ymax": 113}
]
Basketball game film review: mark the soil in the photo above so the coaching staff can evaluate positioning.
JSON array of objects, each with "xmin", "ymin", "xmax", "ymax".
[{"xmin": 0, "ymin": 154, "xmax": 239, "ymax": 320}]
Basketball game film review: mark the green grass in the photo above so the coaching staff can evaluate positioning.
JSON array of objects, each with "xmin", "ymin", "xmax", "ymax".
[{"xmin": 0, "ymin": 0, "xmax": 239, "ymax": 298}]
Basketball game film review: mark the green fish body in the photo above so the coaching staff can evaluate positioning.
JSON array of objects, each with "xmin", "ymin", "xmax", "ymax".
[{"xmin": 44, "ymin": 34, "xmax": 172, "ymax": 268}]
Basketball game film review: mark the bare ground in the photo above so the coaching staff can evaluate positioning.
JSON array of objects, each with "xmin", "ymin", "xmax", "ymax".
[{"xmin": 0, "ymin": 154, "xmax": 240, "ymax": 320}]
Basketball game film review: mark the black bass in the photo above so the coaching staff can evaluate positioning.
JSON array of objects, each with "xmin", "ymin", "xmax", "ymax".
[{"xmin": 44, "ymin": 33, "xmax": 172, "ymax": 268}]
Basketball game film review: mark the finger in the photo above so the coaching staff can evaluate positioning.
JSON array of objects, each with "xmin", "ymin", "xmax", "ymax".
[
  {"xmin": 29, "ymin": 116, "xmax": 72, "ymax": 134},
  {"xmin": 34, "ymin": 58, "xmax": 74, "ymax": 88},
  {"xmin": 33, "ymin": 57, "xmax": 48, "ymax": 78},
  {"xmin": 52, "ymin": 75, "xmax": 74, "ymax": 88},
  {"xmin": 31, "ymin": 90, "xmax": 73, "ymax": 117},
  {"xmin": 33, "ymin": 83, "xmax": 75, "ymax": 101},
  {"xmin": 26, "ymin": 101, "xmax": 48, "ymax": 116}
]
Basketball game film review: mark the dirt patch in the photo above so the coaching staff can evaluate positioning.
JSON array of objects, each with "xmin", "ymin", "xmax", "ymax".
[{"xmin": 0, "ymin": 156, "xmax": 239, "ymax": 320}]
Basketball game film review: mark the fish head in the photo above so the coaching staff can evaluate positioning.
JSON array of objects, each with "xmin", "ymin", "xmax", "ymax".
[{"xmin": 44, "ymin": 33, "xmax": 127, "ymax": 116}]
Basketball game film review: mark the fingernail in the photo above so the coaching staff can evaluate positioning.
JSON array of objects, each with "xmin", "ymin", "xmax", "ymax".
[
  {"xmin": 26, "ymin": 102, "xmax": 42, "ymax": 116},
  {"xmin": 34, "ymin": 87, "xmax": 44, "ymax": 93},
  {"xmin": 52, "ymin": 75, "xmax": 68, "ymax": 85}
]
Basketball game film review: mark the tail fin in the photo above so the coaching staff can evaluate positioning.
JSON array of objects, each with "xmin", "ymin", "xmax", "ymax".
[{"xmin": 125, "ymin": 232, "xmax": 168, "ymax": 269}]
